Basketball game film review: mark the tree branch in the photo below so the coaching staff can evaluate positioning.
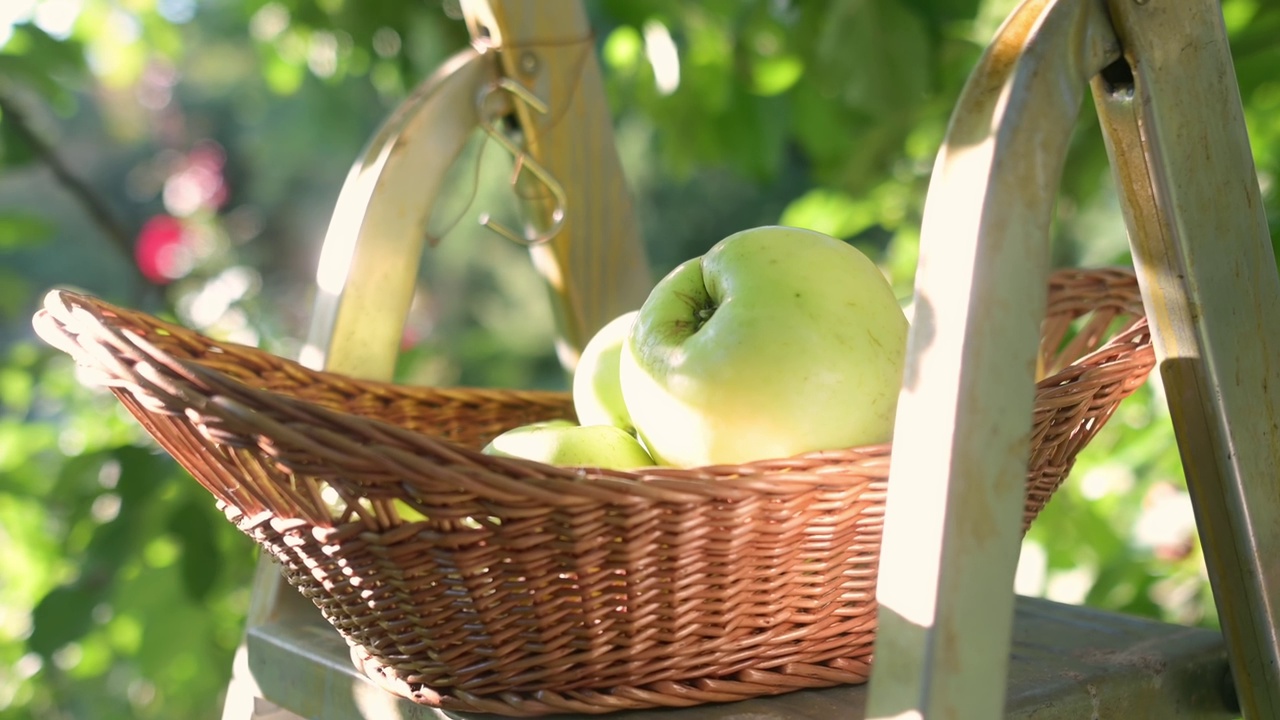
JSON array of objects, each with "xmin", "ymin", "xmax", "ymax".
[{"xmin": 0, "ymin": 89, "xmax": 160, "ymax": 300}]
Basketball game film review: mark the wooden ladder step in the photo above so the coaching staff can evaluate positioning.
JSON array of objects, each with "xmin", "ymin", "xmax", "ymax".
[{"xmin": 244, "ymin": 596, "xmax": 1235, "ymax": 719}]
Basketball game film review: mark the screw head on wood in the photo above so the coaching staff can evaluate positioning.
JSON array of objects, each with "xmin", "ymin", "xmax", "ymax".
[{"xmin": 520, "ymin": 51, "xmax": 539, "ymax": 76}]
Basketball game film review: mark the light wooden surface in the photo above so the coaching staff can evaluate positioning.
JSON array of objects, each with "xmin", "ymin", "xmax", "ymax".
[
  {"xmin": 244, "ymin": 594, "xmax": 1235, "ymax": 720},
  {"xmin": 1093, "ymin": 0, "xmax": 1280, "ymax": 716},
  {"xmin": 867, "ymin": 1, "xmax": 1122, "ymax": 717}
]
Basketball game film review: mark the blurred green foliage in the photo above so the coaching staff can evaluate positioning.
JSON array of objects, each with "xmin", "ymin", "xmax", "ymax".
[{"xmin": 1, "ymin": 0, "xmax": 1277, "ymax": 717}]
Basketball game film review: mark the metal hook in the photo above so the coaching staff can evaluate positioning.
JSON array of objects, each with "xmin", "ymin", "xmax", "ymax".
[{"xmin": 475, "ymin": 77, "xmax": 567, "ymax": 246}]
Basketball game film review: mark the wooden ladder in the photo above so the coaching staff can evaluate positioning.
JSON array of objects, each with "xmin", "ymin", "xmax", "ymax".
[{"xmin": 222, "ymin": 0, "xmax": 1277, "ymax": 718}]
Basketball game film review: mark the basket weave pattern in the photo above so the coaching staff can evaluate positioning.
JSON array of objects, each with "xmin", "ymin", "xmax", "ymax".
[{"xmin": 34, "ymin": 268, "xmax": 1154, "ymax": 716}]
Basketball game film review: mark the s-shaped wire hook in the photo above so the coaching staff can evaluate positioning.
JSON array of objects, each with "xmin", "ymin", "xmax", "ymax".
[{"xmin": 475, "ymin": 77, "xmax": 567, "ymax": 246}]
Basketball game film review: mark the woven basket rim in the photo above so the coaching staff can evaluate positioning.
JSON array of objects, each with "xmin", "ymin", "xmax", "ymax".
[{"xmin": 31, "ymin": 289, "xmax": 1152, "ymax": 504}]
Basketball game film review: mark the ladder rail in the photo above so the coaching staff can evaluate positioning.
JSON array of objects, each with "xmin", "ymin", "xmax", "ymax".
[
  {"xmin": 866, "ymin": 0, "xmax": 1122, "ymax": 716},
  {"xmin": 870, "ymin": 0, "xmax": 1280, "ymax": 715},
  {"xmin": 1094, "ymin": 0, "xmax": 1280, "ymax": 715},
  {"xmin": 299, "ymin": 47, "xmax": 495, "ymax": 380}
]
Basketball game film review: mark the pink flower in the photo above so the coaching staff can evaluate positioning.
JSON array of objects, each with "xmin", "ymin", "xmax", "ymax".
[{"xmin": 134, "ymin": 214, "xmax": 191, "ymax": 283}]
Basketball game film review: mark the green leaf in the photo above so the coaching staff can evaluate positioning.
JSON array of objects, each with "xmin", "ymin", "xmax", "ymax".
[
  {"xmin": 598, "ymin": 0, "xmax": 682, "ymax": 28},
  {"xmin": 602, "ymin": 25, "xmax": 645, "ymax": 73},
  {"xmin": 716, "ymin": 91, "xmax": 789, "ymax": 180},
  {"xmin": 0, "ymin": 25, "xmax": 87, "ymax": 109},
  {"xmin": 0, "ymin": 267, "xmax": 31, "ymax": 319},
  {"xmin": 28, "ymin": 585, "xmax": 98, "ymax": 657},
  {"xmin": 0, "ymin": 212, "xmax": 54, "ymax": 250},
  {"xmin": 112, "ymin": 446, "xmax": 173, "ymax": 504},
  {"xmin": 168, "ymin": 498, "xmax": 222, "ymax": 602},
  {"xmin": 0, "ymin": 364, "xmax": 35, "ymax": 415},
  {"xmin": 261, "ymin": 48, "xmax": 306, "ymax": 95},
  {"xmin": 779, "ymin": 188, "xmax": 879, "ymax": 239},
  {"xmin": 50, "ymin": 449, "xmax": 114, "ymax": 504},
  {"xmin": 75, "ymin": 448, "xmax": 169, "ymax": 580},
  {"xmin": 83, "ymin": 512, "xmax": 141, "ymax": 580},
  {"xmin": 750, "ymin": 54, "xmax": 803, "ymax": 97},
  {"xmin": 1, "ymin": 24, "xmax": 86, "ymax": 72},
  {"xmin": 804, "ymin": 0, "xmax": 932, "ymax": 115},
  {"xmin": 789, "ymin": 80, "xmax": 857, "ymax": 169},
  {"xmin": 902, "ymin": 0, "xmax": 983, "ymax": 24},
  {"xmin": 0, "ymin": 114, "xmax": 38, "ymax": 168},
  {"xmin": 742, "ymin": 8, "xmax": 804, "ymax": 97},
  {"xmin": 28, "ymin": 446, "xmax": 181, "ymax": 661}
]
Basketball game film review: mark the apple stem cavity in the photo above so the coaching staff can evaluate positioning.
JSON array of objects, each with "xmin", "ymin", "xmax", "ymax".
[
  {"xmin": 695, "ymin": 303, "xmax": 716, "ymax": 327},
  {"xmin": 672, "ymin": 289, "xmax": 719, "ymax": 335}
]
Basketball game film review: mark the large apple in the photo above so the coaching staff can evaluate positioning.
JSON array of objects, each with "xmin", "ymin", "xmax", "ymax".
[
  {"xmin": 573, "ymin": 310, "xmax": 638, "ymax": 431},
  {"xmin": 619, "ymin": 225, "xmax": 908, "ymax": 467},
  {"xmin": 482, "ymin": 420, "xmax": 655, "ymax": 470}
]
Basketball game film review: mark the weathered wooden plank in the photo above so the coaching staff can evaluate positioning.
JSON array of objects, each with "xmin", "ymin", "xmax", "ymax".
[
  {"xmin": 866, "ymin": 1, "xmax": 1122, "ymax": 717},
  {"xmin": 246, "ymin": 596, "xmax": 1235, "ymax": 720},
  {"xmin": 1092, "ymin": 1, "xmax": 1280, "ymax": 716}
]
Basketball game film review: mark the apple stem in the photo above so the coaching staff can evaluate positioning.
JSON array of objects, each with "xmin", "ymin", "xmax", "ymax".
[{"xmin": 695, "ymin": 304, "xmax": 716, "ymax": 330}]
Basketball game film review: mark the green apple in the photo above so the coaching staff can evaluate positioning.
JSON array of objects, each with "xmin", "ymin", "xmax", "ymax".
[
  {"xmin": 620, "ymin": 225, "xmax": 909, "ymax": 467},
  {"xmin": 318, "ymin": 482, "xmax": 383, "ymax": 522},
  {"xmin": 392, "ymin": 500, "xmax": 429, "ymax": 523},
  {"xmin": 573, "ymin": 310, "xmax": 639, "ymax": 431},
  {"xmin": 482, "ymin": 420, "xmax": 655, "ymax": 470}
]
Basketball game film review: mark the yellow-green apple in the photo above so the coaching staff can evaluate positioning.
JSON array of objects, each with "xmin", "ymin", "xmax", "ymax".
[
  {"xmin": 619, "ymin": 225, "xmax": 908, "ymax": 467},
  {"xmin": 482, "ymin": 420, "xmax": 655, "ymax": 470},
  {"xmin": 392, "ymin": 500, "xmax": 428, "ymax": 522},
  {"xmin": 572, "ymin": 310, "xmax": 638, "ymax": 431}
]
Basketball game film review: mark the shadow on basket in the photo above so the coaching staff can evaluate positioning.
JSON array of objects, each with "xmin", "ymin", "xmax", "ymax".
[{"xmin": 31, "ymin": 267, "xmax": 1155, "ymax": 717}]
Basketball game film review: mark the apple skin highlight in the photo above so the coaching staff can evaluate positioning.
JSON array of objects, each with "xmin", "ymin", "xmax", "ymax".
[
  {"xmin": 572, "ymin": 310, "xmax": 639, "ymax": 432},
  {"xmin": 483, "ymin": 421, "xmax": 655, "ymax": 470},
  {"xmin": 620, "ymin": 225, "xmax": 909, "ymax": 468}
]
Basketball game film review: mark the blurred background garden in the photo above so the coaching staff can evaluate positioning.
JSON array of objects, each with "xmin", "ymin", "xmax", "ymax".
[{"xmin": 1, "ymin": 0, "xmax": 1278, "ymax": 718}]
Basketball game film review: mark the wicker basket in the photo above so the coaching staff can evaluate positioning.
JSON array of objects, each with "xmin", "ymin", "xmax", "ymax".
[{"xmin": 33, "ymin": 267, "xmax": 1154, "ymax": 716}]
